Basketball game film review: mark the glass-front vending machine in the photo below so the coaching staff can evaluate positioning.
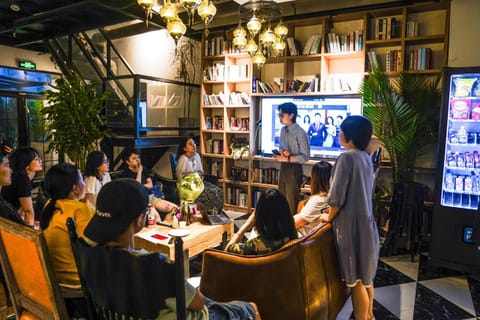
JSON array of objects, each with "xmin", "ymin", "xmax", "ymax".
[{"xmin": 431, "ymin": 67, "xmax": 480, "ymax": 272}]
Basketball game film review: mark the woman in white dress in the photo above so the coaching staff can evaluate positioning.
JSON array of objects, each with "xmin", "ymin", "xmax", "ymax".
[
  {"xmin": 84, "ymin": 151, "xmax": 111, "ymax": 208},
  {"xmin": 324, "ymin": 116, "xmax": 336, "ymax": 147}
]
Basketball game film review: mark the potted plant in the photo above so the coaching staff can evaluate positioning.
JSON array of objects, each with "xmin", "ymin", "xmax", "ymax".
[
  {"xmin": 361, "ymin": 66, "xmax": 442, "ymax": 255},
  {"xmin": 42, "ymin": 71, "xmax": 111, "ymax": 171}
]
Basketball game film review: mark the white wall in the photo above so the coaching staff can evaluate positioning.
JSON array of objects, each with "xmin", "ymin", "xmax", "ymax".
[
  {"xmin": 0, "ymin": 45, "xmax": 58, "ymax": 73},
  {"xmin": 448, "ymin": 0, "xmax": 480, "ymax": 67}
]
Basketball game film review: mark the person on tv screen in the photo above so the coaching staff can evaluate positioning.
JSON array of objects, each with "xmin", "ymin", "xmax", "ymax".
[
  {"xmin": 324, "ymin": 116, "xmax": 336, "ymax": 147},
  {"xmin": 274, "ymin": 102, "xmax": 310, "ymax": 215},
  {"xmin": 332, "ymin": 115, "xmax": 344, "ymax": 147},
  {"xmin": 307, "ymin": 113, "xmax": 328, "ymax": 146}
]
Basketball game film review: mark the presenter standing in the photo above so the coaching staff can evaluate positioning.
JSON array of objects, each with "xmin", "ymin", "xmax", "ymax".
[{"xmin": 274, "ymin": 102, "xmax": 310, "ymax": 215}]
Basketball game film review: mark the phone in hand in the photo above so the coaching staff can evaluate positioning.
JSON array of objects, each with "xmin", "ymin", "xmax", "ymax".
[{"xmin": 272, "ymin": 149, "xmax": 281, "ymax": 155}]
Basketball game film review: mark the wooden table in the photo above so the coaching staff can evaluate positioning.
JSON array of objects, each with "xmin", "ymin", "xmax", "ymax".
[{"xmin": 134, "ymin": 222, "xmax": 234, "ymax": 261}]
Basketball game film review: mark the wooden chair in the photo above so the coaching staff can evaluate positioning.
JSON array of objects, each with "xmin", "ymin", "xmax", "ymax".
[
  {"xmin": 67, "ymin": 218, "xmax": 186, "ymax": 320},
  {"xmin": 0, "ymin": 217, "xmax": 69, "ymax": 320}
]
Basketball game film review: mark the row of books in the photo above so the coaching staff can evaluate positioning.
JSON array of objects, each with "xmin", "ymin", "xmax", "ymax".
[
  {"xmin": 205, "ymin": 139, "xmax": 224, "ymax": 154},
  {"xmin": 226, "ymin": 186, "xmax": 248, "ymax": 207},
  {"xmin": 230, "ymin": 117, "xmax": 250, "ymax": 131},
  {"xmin": 208, "ymin": 161, "xmax": 223, "ymax": 177},
  {"xmin": 256, "ymin": 80, "xmax": 282, "ymax": 94},
  {"xmin": 407, "ymin": 47, "xmax": 432, "ymax": 71},
  {"xmin": 323, "ymin": 74, "xmax": 362, "ymax": 93},
  {"xmin": 285, "ymin": 78, "xmax": 320, "ymax": 93},
  {"xmin": 203, "ymin": 63, "xmax": 251, "ymax": 81},
  {"xmin": 375, "ymin": 17, "xmax": 401, "ymax": 40},
  {"xmin": 204, "ymin": 37, "xmax": 241, "ymax": 57},
  {"xmin": 302, "ymin": 35, "xmax": 322, "ymax": 55},
  {"xmin": 253, "ymin": 167, "xmax": 280, "ymax": 185},
  {"xmin": 202, "ymin": 91, "xmax": 250, "ymax": 106},
  {"xmin": 326, "ymin": 30, "xmax": 363, "ymax": 53},
  {"xmin": 385, "ymin": 49, "xmax": 402, "ymax": 72}
]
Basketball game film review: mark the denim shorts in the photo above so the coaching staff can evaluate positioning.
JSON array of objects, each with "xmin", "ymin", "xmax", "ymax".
[{"xmin": 205, "ymin": 297, "xmax": 256, "ymax": 320}]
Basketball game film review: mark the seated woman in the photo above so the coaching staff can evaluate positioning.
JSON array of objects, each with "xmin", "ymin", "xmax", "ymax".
[
  {"xmin": 0, "ymin": 142, "xmax": 24, "ymax": 224},
  {"xmin": 1, "ymin": 146, "xmax": 43, "ymax": 226},
  {"xmin": 225, "ymin": 189, "xmax": 297, "ymax": 255},
  {"xmin": 176, "ymin": 137, "xmax": 223, "ymax": 214},
  {"xmin": 293, "ymin": 161, "xmax": 332, "ymax": 236},
  {"xmin": 84, "ymin": 150, "xmax": 111, "ymax": 208},
  {"xmin": 40, "ymin": 163, "xmax": 94, "ymax": 286}
]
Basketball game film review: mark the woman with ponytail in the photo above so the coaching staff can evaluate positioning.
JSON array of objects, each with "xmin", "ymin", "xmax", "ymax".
[{"xmin": 41, "ymin": 163, "xmax": 94, "ymax": 286}]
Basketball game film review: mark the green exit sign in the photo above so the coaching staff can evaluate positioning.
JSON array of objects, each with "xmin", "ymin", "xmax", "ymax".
[{"xmin": 18, "ymin": 60, "xmax": 36, "ymax": 70}]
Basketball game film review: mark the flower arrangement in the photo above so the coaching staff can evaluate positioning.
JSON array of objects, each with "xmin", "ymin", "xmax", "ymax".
[{"xmin": 176, "ymin": 172, "xmax": 204, "ymax": 224}]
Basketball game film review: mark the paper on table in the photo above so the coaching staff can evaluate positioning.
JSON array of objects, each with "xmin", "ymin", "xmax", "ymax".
[{"xmin": 136, "ymin": 229, "xmax": 171, "ymax": 244}]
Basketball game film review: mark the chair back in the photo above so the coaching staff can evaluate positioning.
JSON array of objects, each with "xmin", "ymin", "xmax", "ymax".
[
  {"xmin": 67, "ymin": 218, "xmax": 184, "ymax": 320},
  {"xmin": 0, "ymin": 217, "xmax": 69, "ymax": 320},
  {"xmin": 170, "ymin": 153, "xmax": 178, "ymax": 180}
]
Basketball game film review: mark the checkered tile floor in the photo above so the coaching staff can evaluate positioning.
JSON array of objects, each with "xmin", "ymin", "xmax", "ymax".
[{"xmin": 336, "ymin": 253, "xmax": 480, "ymax": 320}]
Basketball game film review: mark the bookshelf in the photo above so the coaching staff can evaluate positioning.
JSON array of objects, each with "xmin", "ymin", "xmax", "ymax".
[{"xmin": 200, "ymin": 0, "xmax": 450, "ymax": 211}]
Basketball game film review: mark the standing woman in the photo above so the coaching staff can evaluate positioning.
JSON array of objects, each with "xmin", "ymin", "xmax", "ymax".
[
  {"xmin": 324, "ymin": 116, "xmax": 336, "ymax": 147},
  {"xmin": 320, "ymin": 116, "xmax": 379, "ymax": 320},
  {"xmin": 1, "ymin": 146, "xmax": 42, "ymax": 226},
  {"xmin": 84, "ymin": 150, "xmax": 111, "ymax": 208},
  {"xmin": 40, "ymin": 163, "xmax": 94, "ymax": 286}
]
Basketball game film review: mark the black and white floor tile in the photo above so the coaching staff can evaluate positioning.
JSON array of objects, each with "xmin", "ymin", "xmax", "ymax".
[{"xmin": 336, "ymin": 254, "xmax": 480, "ymax": 320}]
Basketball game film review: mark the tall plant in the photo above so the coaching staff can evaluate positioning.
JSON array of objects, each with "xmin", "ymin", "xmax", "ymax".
[
  {"xmin": 361, "ymin": 66, "xmax": 442, "ymax": 184},
  {"xmin": 43, "ymin": 71, "xmax": 111, "ymax": 170}
]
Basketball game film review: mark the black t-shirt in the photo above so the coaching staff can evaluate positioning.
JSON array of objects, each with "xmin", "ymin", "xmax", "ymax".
[
  {"xmin": 0, "ymin": 198, "xmax": 25, "ymax": 225},
  {"xmin": 119, "ymin": 168, "xmax": 151, "ymax": 187},
  {"xmin": 0, "ymin": 173, "xmax": 32, "ymax": 209}
]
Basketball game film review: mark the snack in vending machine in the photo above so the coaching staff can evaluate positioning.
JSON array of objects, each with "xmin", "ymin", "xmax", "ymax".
[
  {"xmin": 465, "ymin": 151, "xmax": 474, "ymax": 168},
  {"xmin": 449, "ymin": 129, "xmax": 458, "ymax": 143},
  {"xmin": 458, "ymin": 126, "xmax": 468, "ymax": 144},
  {"xmin": 445, "ymin": 173, "xmax": 455, "ymax": 190},
  {"xmin": 474, "ymin": 151, "xmax": 480, "ymax": 168},
  {"xmin": 465, "ymin": 175, "xmax": 473, "ymax": 192},
  {"xmin": 456, "ymin": 152, "xmax": 465, "ymax": 167},
  {"xmin": 447, "ymin": 151, "xmax": 457, "ymax": 167},
  {"xmin": 468, "ymin": 132, "xmax": 476, "ymax": 144},
  {"xmin": 450, "ymin": 99, "xmax": 471, "ymax": 119},
  {"xmin": 456, "ymin": 175, "xmax": 464, "ymax": 192},
  {"xmin": 471, "ymin": 100, "xmax": 480, "ymax": 119}
]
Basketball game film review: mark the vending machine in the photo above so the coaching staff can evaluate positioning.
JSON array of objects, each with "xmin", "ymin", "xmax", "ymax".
[{"xmin": 431, "ymin": 67, "xmax": 480, "ymax": 272}]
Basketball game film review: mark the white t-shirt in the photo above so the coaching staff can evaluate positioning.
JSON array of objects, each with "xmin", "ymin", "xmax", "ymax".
[
  {"xmin": 176, "ymin": 153, "xmax": 203, "ymax": 182},
  {"xmin": 297, "ymin": 194, "xmax": 329, "ymax": 236},
  {"xmin": 84, "ymin": 173, "xmax": 111, "ymax": 207}
]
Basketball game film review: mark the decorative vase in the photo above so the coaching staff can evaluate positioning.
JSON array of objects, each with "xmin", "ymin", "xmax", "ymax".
[{"xmin": 178, "ymin": 200, "xmax": 191, "ymax": 226}]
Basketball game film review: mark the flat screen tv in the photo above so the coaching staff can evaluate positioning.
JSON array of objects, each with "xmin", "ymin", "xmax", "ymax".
[{"xmin": 259, "ymin": 96, "xmax": 363, "ymax": 160}]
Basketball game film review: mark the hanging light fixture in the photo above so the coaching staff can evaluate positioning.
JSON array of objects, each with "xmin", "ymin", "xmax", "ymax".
[
  {"xmin": 197, "ymin": 0, "xmax": 217, "ymax": 37},
  {"xmin": 234, "ymin": 0, "xmax": 288, "ymax": 67},
  {"xmin": 137, "ymin": 0, "xmax": 158, "ymax": 27},
  {"xmin": 137, "ymin": 0, "xmax": 216, "ymax": 43},
  {"xmin": 252, "ymin": 49, "xmax": 266, "ymax": 68}
]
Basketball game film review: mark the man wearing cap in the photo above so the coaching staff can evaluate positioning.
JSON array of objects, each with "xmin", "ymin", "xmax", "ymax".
[{"xmin": 84, "ymin": 178, "xmax": 260, "ymax": 320}]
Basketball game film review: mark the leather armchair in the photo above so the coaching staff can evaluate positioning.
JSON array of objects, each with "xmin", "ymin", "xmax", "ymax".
[{"xmin": 200, "ymin": 223, "xmax": 348, "ymax": 320}]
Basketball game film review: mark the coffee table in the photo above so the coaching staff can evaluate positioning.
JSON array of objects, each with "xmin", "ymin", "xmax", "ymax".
[{"xmin": 134, "ymin": 222, "xmax": 234, "ymax": 274}]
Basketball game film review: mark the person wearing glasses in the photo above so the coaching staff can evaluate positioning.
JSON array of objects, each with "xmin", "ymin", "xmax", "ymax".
[
  {"xmin": 274, "ymin": 102, "xmax": 310, "ymax": 215},
  {"xmin": 1, "ymin": 146, "xmax": 42, "ymax": 226},
  {"xmin": 84, "ymin": 150, "xmax": 111, "ymax": 208}
]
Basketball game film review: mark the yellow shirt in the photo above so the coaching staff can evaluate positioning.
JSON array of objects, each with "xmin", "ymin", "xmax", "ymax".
[{"xmin": 42, "ymin": 199, "xmax": 94, "ymax": 286}]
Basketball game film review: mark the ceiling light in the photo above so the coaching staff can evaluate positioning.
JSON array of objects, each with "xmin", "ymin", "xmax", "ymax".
[
  {"xmin": 234, "ymin": 0, "xmax": 287, "ymax": 65},
  {"xmin": 252, "ymin": 50, "xmax": 266, "ymax": 69},
  {"xmin": 137, "ymin": 0, "xmax": 216, "ymax": 44},
  {"xmin": 137, "ymin": 0, "xmax": 158, "ymax": 27}
]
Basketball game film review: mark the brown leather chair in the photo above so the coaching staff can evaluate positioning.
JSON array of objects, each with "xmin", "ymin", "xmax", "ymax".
[
  {"xmin": 0, "ymin": 217, "xmax": 69, "ymax": 320},
  {"xmin": 200, "ymin": 223, "xmax": 348, "ymax": 320}
]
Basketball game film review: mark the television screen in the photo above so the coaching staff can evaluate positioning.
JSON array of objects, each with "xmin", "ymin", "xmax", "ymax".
[{"xmin": 259, "ymin": 96, "xmax": 363, "ymax": 160}]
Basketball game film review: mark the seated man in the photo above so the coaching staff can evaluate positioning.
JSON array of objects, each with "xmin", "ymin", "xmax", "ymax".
[
  {"xmin": 84, "ymin": 178, "xmax": 260, "ymax": 320},
  {"xmin": 119, "ymin": 148, "xmax": 178, "ymax": 220}
]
